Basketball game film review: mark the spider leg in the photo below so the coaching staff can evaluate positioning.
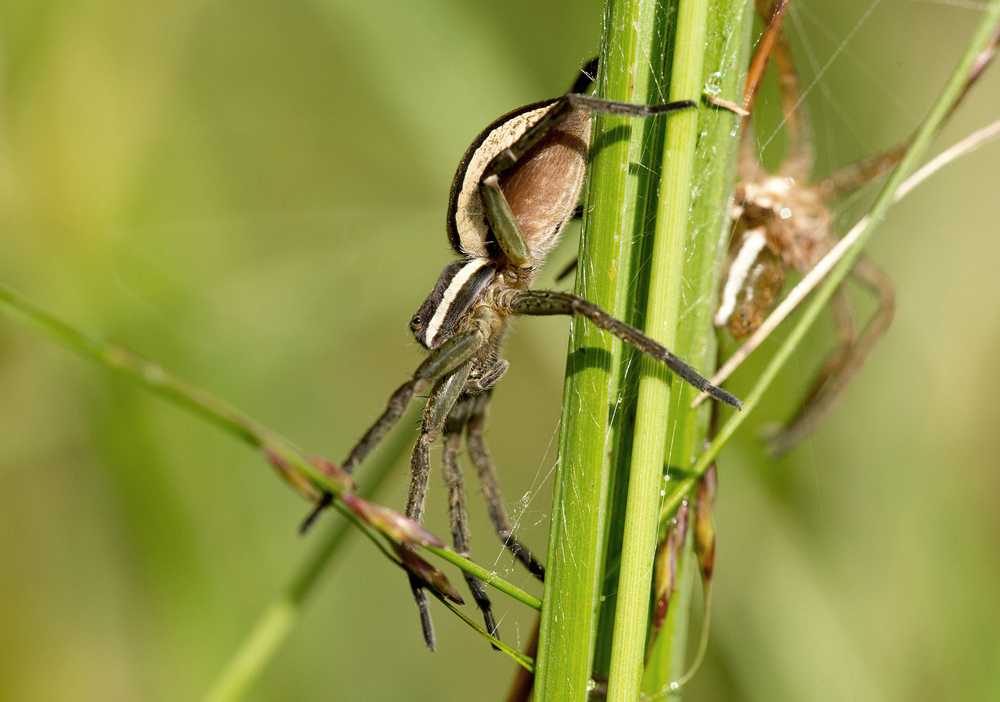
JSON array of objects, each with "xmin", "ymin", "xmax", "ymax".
[
  {"xmin": 767, "ymin": 254, "xmax": 895, "ymax": 455},
  {"xmin": 483, "ymin": 93, "xmax": 695, "ymax": 185},
  {"xmin": 406, "ymin": 365, "xmax": 473, "ymax": 650},
  {"xmin": 742, "ymin": 0, "xmax": 791, "ymax": 116},
  {"xmin": 440, "ymin": 397, "xmax": 500, "ymax": 644},
  {"xmin": 734, "ymin": 2, "xmax": 799, "ymax": 197},
  {"xmin": 342, "ymin": 329, "xmax": 482, "ymax": 474},
  {"xmin": 502, "ymin": 289, "xmax": 742, "ymax": 409},
  {"xmin": 736, "ymin": 123, "xmax": 760, "ymax": 182},
  {"xmin": 779, "ymin": 284, "xmax": 856, "ymax": 418},
  {"xmin": 299, "ymin": 329, "xmax": 481, "ymax": 533},
  {"xmin": 479, "ymin": 93, "xmax": 694, "ymax": 270},
  {"xmin": 570, "ymin": 57, "xmax": 599, "ymax": 95},
  {"xmin": 465, "ymin": 392, "xmax": 546, "ymax": 580},
  {"xmin": 828, "ymin": 282, "xmax": 858, "ymax": 348},
  {"xmin": 814, "ymin": 26, "xmax": 998, "ymax": 198},
  {"xmin": 554, "ymin": 257, "xmax": 578, "ymax": 283},
  {"xmin": 814, "ymin": 145, "xmax": 908, "ymax": 198},
  {"xmin": 550, "ymin": 206, "xmax": 586, "ymax": 284},
  {"xmin": 768, "ymin": 3, "xmax": 813, "ymax": 182}
]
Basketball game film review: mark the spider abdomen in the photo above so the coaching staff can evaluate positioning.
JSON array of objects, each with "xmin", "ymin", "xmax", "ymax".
[
  {"xmin": 716, "ymin": 227, "xmax": 788, "ymax": 338},
  {"xmin": 447, "ymin": 101, "xmax": 590, "ymax": 273}
]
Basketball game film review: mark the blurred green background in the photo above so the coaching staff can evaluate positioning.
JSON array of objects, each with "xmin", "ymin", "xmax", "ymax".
[{"xmin": 1, "ymin": 0, "xmax": 998, "ymax": 700}]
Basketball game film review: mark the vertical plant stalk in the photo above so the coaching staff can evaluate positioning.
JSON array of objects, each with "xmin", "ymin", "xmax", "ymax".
[
  {"xmin": 533, "ymin": 0, "xmax": 669, "ymax": 698},
  {"xmin": 608, "ymin": 0, "xmax": 708, "ymax": 702},
  {"xmin": 533, "ymin": 1, "xmax": 751, "ymax": 700},
  {"xmin": 604, "ymin": 0, "xmax": 708, "ymax": 698},
  {"xmin": 641, "ymin": 0, "xmax": 752, "ymax": 695}
]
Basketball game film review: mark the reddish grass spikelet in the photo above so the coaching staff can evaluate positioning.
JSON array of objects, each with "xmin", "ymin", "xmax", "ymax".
[
  {"xmin": 262, "ymin": 446, "xmax": 321, "ymax": 500},
  {"xmin": 307, "ymin": 453, "xmax": 358, "ymax": 492},
  {"xmin": 340, "ymin": 492, "xmax": 446, "ymax": 549},
  {"xmin": 393, "ymin": 544, "xmax": 465, "ymax": 605}
]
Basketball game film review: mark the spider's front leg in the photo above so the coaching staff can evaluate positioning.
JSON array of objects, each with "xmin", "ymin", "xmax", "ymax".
[
  {"xmin": 501, "ymin": 289, "xmax": 742, "ymax": 409},
  {"xmin": 341, "ymin": 328, "xmax": 482, "ymax": 474},
  {"xmin": 406, "ymin": 364, "xmax": 473, "ymax": 651},
  {"xmin": 300, "ymin": 329, "xmax": 482, "ymax": 532}
]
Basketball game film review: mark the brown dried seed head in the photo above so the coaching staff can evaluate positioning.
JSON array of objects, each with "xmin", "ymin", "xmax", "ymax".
[
  {"xmin": 652, "ymin": 499, "xmax": 690, "ymax": 631},
  {"xmin": 694, "ymin": 465, "xmax": 718, "ymax": 582}
]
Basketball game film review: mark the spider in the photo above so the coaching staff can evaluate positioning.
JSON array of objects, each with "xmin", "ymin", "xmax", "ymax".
[
  {"xmin": 307, "ymin": 61, "xmax": 741, "ymax": 650},
  {"xmin": 715, "ymin": 0, "xmax": 998, "ymax": 455},
  {"xmin": 713, "ymin": 0, "xmax": 914, "ymax": 455}
]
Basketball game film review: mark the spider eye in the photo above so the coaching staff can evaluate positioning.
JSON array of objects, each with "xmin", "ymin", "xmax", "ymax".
[{"xmin": 410, "ymin": 315, "xmax": 421, "ymax": 329}]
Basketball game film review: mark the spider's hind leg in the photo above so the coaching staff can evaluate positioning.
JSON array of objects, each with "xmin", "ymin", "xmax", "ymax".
[
  {"xmin": 478, "ymin": 92, "xmax": 693, "ymax": 271},
  {"xmin": 767, "ymin": 254, "xmax": 895, "ymax": 455},
  {"xmin": 466, "ymin": 392, "xmax": 546, "ymax": 580},
  {"xmin": 570, "ymin": 57, "xmax": 599, "ymax": 95}
]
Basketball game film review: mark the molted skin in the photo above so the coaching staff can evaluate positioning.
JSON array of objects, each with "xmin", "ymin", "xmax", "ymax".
[
  {"xmin": 447, "ymin": 101, "xmax": 591, "ymax": 280},
  {"xmin": 717, "ymin": 232, "xmax": 787, "ymax": 339},
  {"xmin": 718, "ymin": 174, "xmax": 832, "ymax": 337},
  {"xmin": 736, "ymin": 175, "xmax": 833, "ymax": 271}
]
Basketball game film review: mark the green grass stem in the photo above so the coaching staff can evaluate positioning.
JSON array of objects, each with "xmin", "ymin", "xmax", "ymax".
[{"xmin": 533, "ymin": 1, "xmax": 750, "ymax": 700}]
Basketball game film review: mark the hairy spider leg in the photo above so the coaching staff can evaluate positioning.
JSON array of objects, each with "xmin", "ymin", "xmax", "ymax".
[
  {"xmin": 478, "ymin": 92, "xmax": 696, "ymax": 271},
  {"xmin": 815, "ymin": 146, "xmax": 907, "ymax": 198},
  {"xmin": 766, "ymin": 254, "xmax": 895, "ymax": 455},
  {"xmin": 409, "ymin": 371, "xmax": 547, "ymax": 647},
  {"xmin": 406, "ymin": 365, "xmax": 474, "ymax": 650},
  {"xmin": 500, "ymin": 289, "xmax": 742, "ymax": 408},
  {"xmin": 299, "ymin": 329, "xmax": 481, "ymax": 532},
  {"xmin": 465, "ymin": 392, "xmax": 546, "ymax": 579},
  {"xmin": 769, "ymin": 8, "xmax": 812, "ymax": 181},
  {"xmin": 570, "ymin": 57, "xmax": 600, "ymax": 96},
  {"xmin": 440, "ymin": 400, "xmax": 501, "ymax": 646},
  {"xmin": 737, "ymin": 1, "xmax": 809, "ymax": 178},
  {"xmin": 742, "ymin": 0, "xmax": 791, "ymax": 115},
  {"xmin": 344, "ymin": 329, "xmax": 481, "ymax": 474},
  {"xmin": 816, "ymin": 22, "xmax": 998, "ymax": 197}
]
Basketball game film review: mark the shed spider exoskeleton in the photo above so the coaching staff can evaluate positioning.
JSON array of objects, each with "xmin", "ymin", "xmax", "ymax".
[
  {"xmin": 709, "ymin": 0, "xmax": 997, "ymax": 456},
  {"xmin": 715, "ymin": 0, "xmax": 906, "ymax": 455},
  {"xmin": 309, "ymin": 62, "xmax": 741, "ymax": 649}
]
